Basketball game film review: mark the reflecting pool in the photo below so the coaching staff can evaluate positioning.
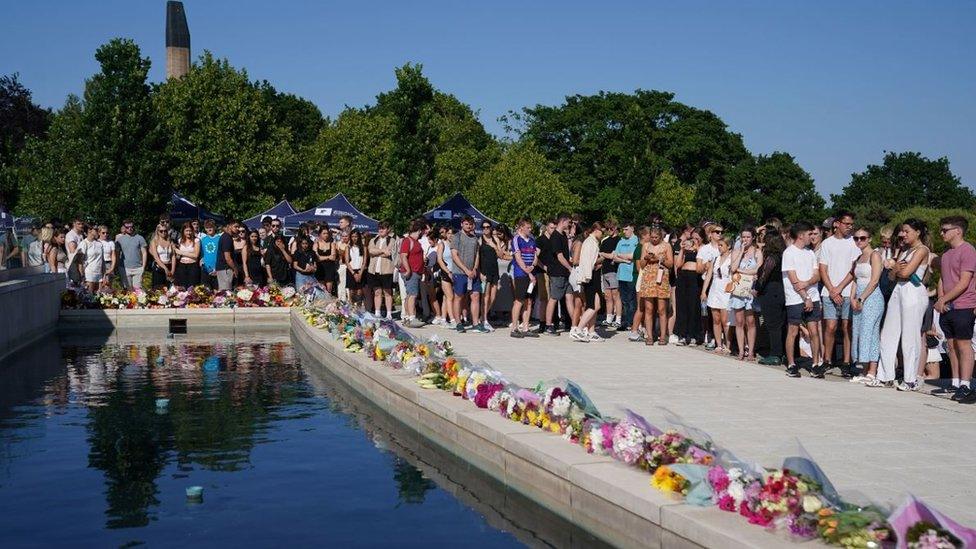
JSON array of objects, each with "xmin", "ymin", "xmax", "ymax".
[{"xmin": 0, "ymin": 331, "xmax": 604, "ymax": 547}]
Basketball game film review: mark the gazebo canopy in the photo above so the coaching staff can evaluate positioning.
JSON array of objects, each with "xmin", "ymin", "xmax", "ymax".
[
  {"xmin": 169, "ymin": 192, "xmax": 225, "ymax": 223},
  {"xmin": 242, "ymin": 200, "xmax": 298, "ymax": 230},
  {"xmin": 423, "ymin": 193, "xmax": 498, "ymax": 232},
  {"xmin": 284, "ymin": 193, "xmax": 379, "ymax": 233}
]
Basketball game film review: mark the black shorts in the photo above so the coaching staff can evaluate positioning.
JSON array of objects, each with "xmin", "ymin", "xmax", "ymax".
[
  {"xmin": 370, "ymin": 273, "xmax": 394, "ymax": 290},
  {"xmin": 347, "ymin": 270, "xmax": 365, "ymax": 290},
  {"xmin": 940, "ymin": 307, "xmax": 976, "ymax": 340},
  {"xmin": 583, "ymin": 276, "xmax": 601, "ymax": 310},
  {"xmin": 787, "ymin": 301, "xmax": 823, "ymax": 325},
  {"xmin": 513, "ymin": 276, "xmax": 535, "ymax": 299}
]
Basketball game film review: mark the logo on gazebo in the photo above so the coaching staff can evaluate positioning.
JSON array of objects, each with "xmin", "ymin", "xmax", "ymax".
[
  {"xmin": 314, "ymin": 208, "xmax": 334, "ymax": 216},
  {"xmin": 431, "ymin": 210, "xmax": 452, "ymax": 220}
]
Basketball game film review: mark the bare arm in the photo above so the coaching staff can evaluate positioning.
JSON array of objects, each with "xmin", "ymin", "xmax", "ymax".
[
  {"xmin": 894, "ymin": 247, "xmax": 929, "ymax": 279},
  {"xmin": 857, "ymin": 251, "xmax": 883, "ymax": 303}
]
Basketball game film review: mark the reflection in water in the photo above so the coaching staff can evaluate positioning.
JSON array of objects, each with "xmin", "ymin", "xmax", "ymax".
[{"xmin": 392, "ymin": 457, "xmax": 436, "ymax": 506}]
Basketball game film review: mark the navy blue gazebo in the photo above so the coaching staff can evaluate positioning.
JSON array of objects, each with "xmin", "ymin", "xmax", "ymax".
[
  {"xmin": 284, "ymin": 193, "xmax": 379, "ymax": 233},
  {"xmin": 242, "ymin": 199, "xmax": 298, "ymax": 230},
  {"xmin": 423, "ymin": 193, "xmax": 498, "ymax": 232},
  {"xmin": 0, "ymin": 205, "xmax": 14, "ymax": 231},
  {"xmin": 169, "ymin": 192, "xmax": 225, "ymax": 224}
]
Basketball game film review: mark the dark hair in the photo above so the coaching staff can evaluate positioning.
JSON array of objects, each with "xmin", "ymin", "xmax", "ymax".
[
  {"xmin": 763, "ymin": 230, "xmax": 787, "ymax": 256},
  {"xmin": 833, "ymin": 209, "xmax": 855, "ymax": 222},
  {"xmin": 461, "ymin": 215, "xmax": 475, "ymax": 224},
  {"xmin": 901, "ymin": 218, "xmax": 928, "ymax": 242},
  {"xmin": 790, "ymin": 220, "xmax": 814, "ymax": 239},
  {"xmin": 940, "ymin": 215, "xmax": 969, "ymax": 234},
  {"xmin": 340, "ymin": 215, "xmax": 353, "ymax": 224},
  {"xmin": 378, "ymin": 221, "xmax": 390, "ymax": 230},
  {"xmin": 180, "ymin": 222, "xmax": 196, "ymax": 244},
  {"xmin": 121, "ymin": 218, "xmax": 134, "ymax": 227},
  {"xmin": 261, "ymin": 216, "xmax": 273, "ymax": 224},
  {"xmin": 495, "ymin": 224, "xmax": 512, "ymax": 242},
  {"xmin": 408, "ymin": 219, "xmax": 425, "ymax": 234},
  {"xmin": 204, "ymin": 219, "xmax": 216, "ymax": 229}
]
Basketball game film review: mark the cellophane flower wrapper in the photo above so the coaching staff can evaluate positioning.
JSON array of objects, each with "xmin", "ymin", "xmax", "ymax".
[{"xmin": 889, "ymin": 495, "xmax": 976, "ymax": 549}]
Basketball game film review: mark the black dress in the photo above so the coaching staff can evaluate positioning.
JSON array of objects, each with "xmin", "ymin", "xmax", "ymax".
[
  {"xmin": 479, "ymin": 238, "xmax": 499, "ymax": 285},
  {"xmin": 245, "ymin": 245, "xmax": 266, "ymax": 286},
  {"xmin": 316, "ymin": 242, "xmax": 337, "ymax": 284}
]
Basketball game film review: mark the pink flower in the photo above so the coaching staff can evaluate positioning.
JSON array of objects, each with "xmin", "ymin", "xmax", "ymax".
[
  {"xmin": 717, "ymin": 494, "xmax": 736, "ymax": 512},
  {"xmin": 708, "ymin": 466, "xmax": 730, "ymax": 492}
]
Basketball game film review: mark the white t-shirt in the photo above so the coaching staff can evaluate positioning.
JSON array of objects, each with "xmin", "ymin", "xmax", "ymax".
[
  {"xmin": 782, "ymin": 245, "xmax": 819, "ymax": 306},
  {"xmin": 698, "ymin": 242, "xmax": 720, "ymax": 279},
  {"xmin": 100, "ymin": 239, "xmax": 115, "ymax": 263},
  {"xmin": 78, "ymin": 239, "xmax": 105, "ymax": 274},
  {"xmin": 66, "ymin": 229, "xmax": 83, "ymax": 254},
  {"xmin": 817, "ymin": 236, "xmax": 860, "ymax": 298}
]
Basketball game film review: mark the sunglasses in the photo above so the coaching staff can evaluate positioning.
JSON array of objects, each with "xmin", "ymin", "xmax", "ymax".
[
  {"xmin": 854, "ymin": 236, "xmax": 869, "ymax": 242},
  {"xmin": 940, "ymin": 227, "xmax": 957, "ymax": 234}
]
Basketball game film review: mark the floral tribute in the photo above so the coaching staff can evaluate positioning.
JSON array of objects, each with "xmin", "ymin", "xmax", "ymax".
[
  {"xmin": 302, "ymin": 302, "xmax": 975, "ymax": 548},
  {"xmin": 62, "ymin": 285, "xmax": 302, "ymax": 309}
]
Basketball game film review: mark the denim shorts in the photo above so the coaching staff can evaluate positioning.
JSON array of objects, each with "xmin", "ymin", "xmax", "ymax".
[
  {"xmin": 403, "ymin": 272, "xmax": 421, "ymax": 296},
  {"xmin": 787, "ymin": 301, "xmax": 823, "ymax": 325},
  {"xmin": 822, "ymin": 296, "xmax": 852, "ymax": 321}
]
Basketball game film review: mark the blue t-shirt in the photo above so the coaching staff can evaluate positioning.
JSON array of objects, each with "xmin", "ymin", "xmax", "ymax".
[
  {"xmin": 200, "ymin": 233, "xmax": 220, "ymax": 273},
  {"xmin": 614, "ymin": 236, "xmax": 639, "ymax": 282},
  {"xmin": 511, "ymin": 235, "xmax": 537, "ymax": 278}
]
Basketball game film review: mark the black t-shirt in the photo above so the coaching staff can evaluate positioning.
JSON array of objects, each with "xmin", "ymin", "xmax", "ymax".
[
  {"xmin": 293, "ymin": 249, "xmax": 315, "ymax": 273},
  {"xmin": 215, "ymin": 232, "xmax": 234, "ymax": 270},
  {"xmin": 600, "ymin": 235, "xmax": 620, "ymax": 277},
  {"xmin": 548, "ymin": 231, "xmax": 570, "ymax": 277},
  {"xmin": 536, "ymin": 234, "xmax": 551, "ymax": 271}
]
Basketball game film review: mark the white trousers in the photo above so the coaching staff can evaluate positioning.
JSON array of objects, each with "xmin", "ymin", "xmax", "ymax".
[
  {"xmin": 878, "ymin": 281, "xmax": 928, "ymax": 383},
  {"xmin": 337, "ymin": 265, "xmax": 348, "ymax": 302}
]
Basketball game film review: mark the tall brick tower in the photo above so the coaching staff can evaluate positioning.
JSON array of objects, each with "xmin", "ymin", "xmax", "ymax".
[{"xmin": 165, "ymin": 1, "xmax": 190, "ymax": 79}]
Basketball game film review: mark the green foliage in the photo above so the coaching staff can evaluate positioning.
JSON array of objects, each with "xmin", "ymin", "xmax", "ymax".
[
  {"xmin": 727, "ymin": 152, "xmax": 826, "ymax": 224},
  {"xmin": 648, "ymin": 171, "xmax": 696, "ymax": 228},
  {"xmin": 154, "ymin": 52, "xmax": 298, "ymax": 219},
  {"xmin": 468, "ymin": 141, "xmax": 580, "ymax": 225},
  {"xmin": 832, "ymin": 151, "xmax": 973, "ymax": 212},
  {"xmin": 884, "ymin": 207, "xmax": 976, "ymax": 254},
  {"xmin": 17, "ymin": 39, "xmax": 168, "ymax": 230},
  {"xmin": 303, "ymin": 109, "xmax": 403, "ymax": 216},
  {"xmin": 0, "ymin": 73, "xmax": 52, "ymax": 207},
  {"xmin": 513, "ymin": 90, "xmax": 757, "ymax": 225}
]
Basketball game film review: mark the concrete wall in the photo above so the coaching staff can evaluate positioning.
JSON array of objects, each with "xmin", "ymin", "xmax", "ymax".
[
  {"xmin": 59, "ymin": 308, "xmax": 291, "ymax": 331},
  {"xmin": 0, "ymin": 274, "xmax": 65, "ymax": 361},
  {"xmin": 290, "ymin": 310, "xmax": 795, "ymax": 549}
]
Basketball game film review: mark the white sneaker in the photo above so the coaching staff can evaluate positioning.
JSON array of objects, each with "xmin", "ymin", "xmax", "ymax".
[
  {"xmin": 431, "ymin": 317, "xmax": 443, "ymax": 325},
  {"xmin": 669, "ymin": 334, "xmax": 679, "ymax": 344},
  {"xmin": 444, "ymin": 321, "xmax": 456, "ymax": 329},
  {"xmin": 570, "ymin": 329, "xmax": 589, "ymax": 342},
  {"xmin": 628, "ymin": 332, "xmax": 643, "ymax": 342},
  {"xmin": 482, "ymin": 321, "xmax": 494, "ymax": 332},
  {"xmin": 588, "ymin": 332, "xmax": 604, "ymax": 342}
]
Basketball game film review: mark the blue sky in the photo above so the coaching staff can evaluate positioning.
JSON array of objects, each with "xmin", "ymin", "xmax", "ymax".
[{"xmin": 3, "ymin": 1, "xmax": 973, "ymax": 198}]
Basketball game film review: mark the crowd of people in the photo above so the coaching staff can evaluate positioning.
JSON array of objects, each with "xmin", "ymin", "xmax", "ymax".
[{"xmin": 5, "ymin": 207, "xmax": 975, "ymax": 404}]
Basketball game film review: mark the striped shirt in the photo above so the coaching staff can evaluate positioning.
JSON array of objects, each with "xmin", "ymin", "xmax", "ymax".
[{"xmin": 512, "ymin": 235, "xmax": 537, "ymax": 278}]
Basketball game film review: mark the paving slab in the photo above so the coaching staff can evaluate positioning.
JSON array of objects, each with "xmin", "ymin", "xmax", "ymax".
[{"xmin": 409, "ymin": 324, "xmax": 976, "ymax": 525}]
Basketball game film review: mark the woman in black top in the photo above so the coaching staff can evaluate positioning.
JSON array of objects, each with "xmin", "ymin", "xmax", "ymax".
[
  {"xmin": 314, "ymin": 227, "xmax": 337, "ymax": 295},
  {"xmin": 479, "ymin": 222, "xmax": 502, "ymax": 327},
  {"xmin": 265, "ymin": 234, "xmax": 292, "ymax": 287},
  {"xmin": 756, "ymin": 228, "xmax": 787, "ymax": 365},
  {"xmin": 673, "ymin": 226, "xmax": 705, "ymax": 345},
  {"xmin": 242, "ymin": 229, "xmax": 266, "ymax": 287}
]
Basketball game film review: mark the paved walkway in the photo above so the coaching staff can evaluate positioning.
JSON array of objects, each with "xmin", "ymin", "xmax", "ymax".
[{"xmin": 410, "ymin": 324, "xmax": 976, "ymax": 525}]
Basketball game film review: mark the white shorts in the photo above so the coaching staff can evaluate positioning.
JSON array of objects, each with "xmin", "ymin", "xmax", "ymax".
[{"xmin": 85, "ymin": 270, "xmax": 103, "ymax": 283}]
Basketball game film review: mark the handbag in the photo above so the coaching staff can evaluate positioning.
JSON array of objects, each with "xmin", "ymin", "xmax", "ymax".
[{"xmin": 731, "ymin": 273, "xmax": 755, "ymax": 298}]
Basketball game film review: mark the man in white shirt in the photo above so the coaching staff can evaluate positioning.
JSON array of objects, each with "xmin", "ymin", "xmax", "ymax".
[
  {"xmin": 782, "ymin": 221, "xmax": 822, "ymax": 378},
  {"xmin": 817, "ymin": 211, "xmax": 860, "ymax": 377}
]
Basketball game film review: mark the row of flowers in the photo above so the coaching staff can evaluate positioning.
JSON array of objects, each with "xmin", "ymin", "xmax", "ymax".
[
  {"xmin": 304, "ymin": 302, "xmax": 974, "ymax": 549},
  {"xmin": 61, "ymin": 285, "xmax": 305, "ymax": 309}
]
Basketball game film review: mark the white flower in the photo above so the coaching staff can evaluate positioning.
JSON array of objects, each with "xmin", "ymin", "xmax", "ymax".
[
  {"xmin": 236, "ymin": 288, "xmax": 254, "ymax": 301},
  {"xmin": 280, "ymin": 286, "xmax": 296, "ymax": 299},
  {"xmin": 590, "ymin": 428, "xmax": 606, "ymax": 454},
  {"xmin": 487, "ymin": 391, "xmax": 503, "ymax": 411},
  {"xmin": 802, "ymin": 495, "xmax": 822, "ymax": 513},
  {"xmin": 551, "ymin": 395, "xmax": 571, "ymax": 418},
  {"xmin": 728, "ymin": 480, "xmax": 745, "ymax": 504}
]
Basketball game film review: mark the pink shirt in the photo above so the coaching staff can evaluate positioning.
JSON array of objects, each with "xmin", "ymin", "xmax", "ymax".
[{"xmin": 941, "ymin": 242, "xmax": 976, "ymax": 309}]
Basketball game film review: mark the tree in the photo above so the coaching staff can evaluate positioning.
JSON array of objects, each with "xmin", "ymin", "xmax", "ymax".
[
  {"xmin": 648, "ymin": 171, "xmax": 696, "ymax": 228},
  {"xmin": 154, "ymin": 52, "xmax": 298, "ymax": 219},
  {"xmin": 17, "ymin": 39, "xmax": 168, "ymax": 230},
  {"xmin": 468, "ymin": 141, "xmax": 580, "ymax": 225},
  {"xmin": 510, "ymin": 89, "xmax": 765, "ymax": 225},
  {"xmin": 727, "ymin": 152, "xmax": 826, "ymax": 224},
  {"xmin": 884, "ymin": 207, "xmax": 976, "ymax": 254},
  {"xmin": 0, "ymin": 73, "xmax": 52, "ymax": 207},
  {"xmin": 303, "ymin": 109, "xmax": 403, "ymax": 216},
  {"xmin": 258, "ymin": 81, "xmax": 324, "ymax": 145},
  {"xmin": 832, "ymin": 151, "xmax": 973, "ymax": 212}
]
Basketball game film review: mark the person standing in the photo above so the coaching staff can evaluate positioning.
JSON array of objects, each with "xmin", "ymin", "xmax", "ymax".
[
  {"xmin": 674, "ymin": 228, "xmax": 705, "ymax": 346},
  {"xmin": 368, "ymin": 222, "xmax": 396, "ymax": 319},
  {"xmin": 115, "ymin": 220, "xmax": 147, "ymax": 289},
  {"xmin": 96, "ymin": 225, "xmax": 117, "ymax": 289},
  {"xmin": 818, "ymin": 211, "xmax": 860, "ymax": 378},
  {"xmin": 77, "ymin": 226, "xmax": 105, "ymax": 292},
  {"xmin": 479, "ymin": 221, "xmax": 502, "ymax": 331},
  {"xmin": 849, "ymin": 227, "xmax": 884, "ymax": 384},
  {"xmin": 571, "ymin": 222, "xmax": 605, "ymax": 341},
  {"xmin": 599, "ymin": 221, "xmax": 622, "ymax": 328},
  {"xmin": 756, "ymin": 229, "xmax": 788, "ymax": 366},
  {"xmin": 702, "ymin": 236, "xmax": 733, "ymax": 353},
  {"xmin": 509, "ymin": 218, "xmax": 540, "ymax": 338},
  {"xmin": 877, "ymin": 219, "xmax": 931, "ymax": 392},
  {"xmin": 214, "ymin": 220, "xmax": 240, "ymax": 291},
  {"xmin": 46, "ymin": 230, "xmax": 68, "ymax": 275},
  {"xmin": 149, "ymin": 224, "xmax": 175, "ymax": 289},
  {"xmin": 614, "ymin": 222, "xmax": 639, "ymax": 332},
  {"xmin": 451, "ymin": 216, "xmax": 487, "ymax": 333},
  {"xmin": 697, "ymin": 223, "xmax": 723, "ymax": 346},
  {"xmin": 265, "ymin": 234, "xmax": 292, "ymax": 287},
  {"xmin": 933, "ymin": 216, "xmax": 976, "ymax": 403},
  {"xmin": 174, "ymin": 222, "xmax": 201, "ymax": 288},
  {"xmin": 199, "ymin": 220, "xmax": 221, "ymax": 289},
  {"xmin": 343, "ymin": 230, "xmax": 366, "ymax": 306},
  {"xmin": 436, "ymin": 226, "xmax": 458, "ymax": 327},
  {"xmin": 544, "ymin": 214, "xmax": 574, "ymax": 336},
  {"xmin": 399, "ymin": 219, "xmax": 426, "ymax": 328},
  {"xmin": 729, "ymin": 227, "xmax": 762, "ymax": 359},
  {"xmin": 638, "ymin": 227, "xmax": 673, "ymax": 345},
  {"xmin": 783, "ymin": 222, "xmax": 823, "ymax": 378},
  {"xmin": 242, "ymin": 229, "xmax": 266, "ymax": 287},
  {"xmin": 534, "ymin": 219, "xmax": 555, "ymax": 334},
  {"xmin": 292, "ymin": 237, "xmax": 318, "ymax": 290}
]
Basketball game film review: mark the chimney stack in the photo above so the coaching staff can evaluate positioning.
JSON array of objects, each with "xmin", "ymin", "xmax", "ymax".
[{"xmin": 165, "ymin": 1, "xmax": 190, "ymax": 79}]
